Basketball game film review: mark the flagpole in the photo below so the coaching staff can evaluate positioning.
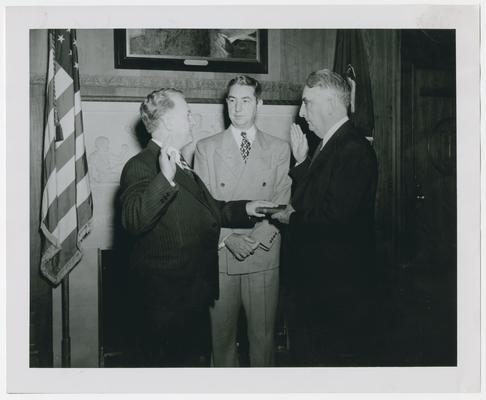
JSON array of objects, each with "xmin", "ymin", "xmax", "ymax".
[{"xmin": 61, "ymin": 276, "xmax": 71, "ymax": 367}]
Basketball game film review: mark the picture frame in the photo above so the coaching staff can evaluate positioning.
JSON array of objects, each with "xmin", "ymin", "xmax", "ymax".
[{"xmin": 114, "ymin": 29, "xmax": 268, "ymax": 73}]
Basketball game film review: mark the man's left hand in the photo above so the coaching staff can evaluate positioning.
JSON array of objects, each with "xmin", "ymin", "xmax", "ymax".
[{"xmin": 271, "ymin": 204, "xmax": 295, "ymax": 224}]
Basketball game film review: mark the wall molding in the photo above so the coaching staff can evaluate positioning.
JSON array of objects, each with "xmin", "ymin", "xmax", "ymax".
[{"xmin": 30, "ymin": 74, "xmax": 302, "ymax": 105}]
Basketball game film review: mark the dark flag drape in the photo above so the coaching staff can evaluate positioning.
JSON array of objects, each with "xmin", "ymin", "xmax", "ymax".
[
  {"xmin": 40, "ymin": 29, "xmax": 93, "ymax": 286},
  {"xmin": 334, "ymin": 29, "xmax": 375, "ymax": 138}
]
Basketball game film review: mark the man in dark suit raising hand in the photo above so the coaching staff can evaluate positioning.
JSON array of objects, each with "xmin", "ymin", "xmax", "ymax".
[
  {"xmin": 272, "ymin": 69, "xmax": 378, "ymax": 366},
  {"xmin": 120, "ymin": 88, "xmax": 273, "ymax": 367}
]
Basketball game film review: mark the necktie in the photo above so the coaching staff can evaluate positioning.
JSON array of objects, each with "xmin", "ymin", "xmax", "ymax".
[
  {"xmin": 178, "ymin": 155, "xmax": 195, "ymax": 180},
  {"xmin": 240, "ymin": 132, "xmax": 251, "ymax": 163},
  {"xmin": 179, "ymin": 154, "xmax": 191, "ymax": 171},
  {"xmin": 310, "ymin": 140, "xmax": 323, "ymax": 165}
]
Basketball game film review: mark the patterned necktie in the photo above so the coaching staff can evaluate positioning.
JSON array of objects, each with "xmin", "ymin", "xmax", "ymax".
[
  {"xmin": 179, "ymin": 155, "xmax": 195, "ymax": 180},
  {"xmin": 240, "ymin": 132, "xmax": 251, "ymax": 163},
  {"xmin": 179, "ymin": 154, "xmax": 191, "ymax": 171}
]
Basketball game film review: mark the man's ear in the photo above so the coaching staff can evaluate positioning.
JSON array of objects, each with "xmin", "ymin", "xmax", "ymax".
[
  {"xmin": 327, "ymin": 95, "xmax": 338, "ymax": 112},
  {"xmin": 257, "ymin": 98, "xmax": 263, "ymax": 107},
  {"xmin": 161, "ymin": 112, "xmax": 173, "ymax": 130}
]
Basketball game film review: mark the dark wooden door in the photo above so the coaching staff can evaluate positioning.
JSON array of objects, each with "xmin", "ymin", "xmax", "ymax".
[{"xmin": 393, "ymin": 30, "xmax": 456, "ymax": 365}]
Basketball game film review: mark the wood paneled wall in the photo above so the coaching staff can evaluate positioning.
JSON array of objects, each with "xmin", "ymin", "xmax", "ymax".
[
  {"xmin": 280, "ymin": 29, "xmax": 337, "ymax": 83},
  {"xmin": 362, "ymin": 30, "xmax": 401, "ymax": 266}
]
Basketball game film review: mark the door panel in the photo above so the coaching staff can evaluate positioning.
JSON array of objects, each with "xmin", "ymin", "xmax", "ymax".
[
  {"xmin": 412, "ymin": 67, "xmax": 456, "ymax": 270},
  {"xmin": 392, "ymin": 29, "xmax": 456, "ymax": 366}
]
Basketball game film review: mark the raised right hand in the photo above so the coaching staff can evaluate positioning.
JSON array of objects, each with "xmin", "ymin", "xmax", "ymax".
[
  {"xmin": 290, "ymin": 123, "xmax": 309, "ymax": 164},
  {"xmin": 225, "ymin": 233, "xmax": 258, "ymax": 261},
  {"xmin": 159, "ymin": 147, "xmax": 177, "ymax": 183}
]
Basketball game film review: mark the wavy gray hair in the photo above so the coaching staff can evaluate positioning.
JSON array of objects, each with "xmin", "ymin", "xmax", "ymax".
[
  {"xmin": 305, "ymin": 69, "xmax": 351, "ymax": 108},
  {"xmin": 140, "ymin": 88, "xmax": 183, "ymax": 133}
]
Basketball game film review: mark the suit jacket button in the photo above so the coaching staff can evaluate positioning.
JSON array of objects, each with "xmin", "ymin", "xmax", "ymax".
[
  {"xmin": 262, "ymin": 182, "xmax": 266, "ymax": 187},
  {"xmin": 220, "ymin": 182, "xmax": 225, "ymax": 187}
]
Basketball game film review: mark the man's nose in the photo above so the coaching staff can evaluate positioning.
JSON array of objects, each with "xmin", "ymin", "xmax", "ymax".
[
  {"xmin": 299, "ymin": 104, "xmax": 305, "ymax": 118},
  {"xmin": 235, "ymin": 101, "xmax": 242, "ymax": 112}
]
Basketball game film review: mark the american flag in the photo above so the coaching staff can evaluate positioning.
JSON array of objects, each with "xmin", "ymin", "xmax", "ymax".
[{"xmin": 40, "ymin": 29, "xmax": 93, "ymax": 286}]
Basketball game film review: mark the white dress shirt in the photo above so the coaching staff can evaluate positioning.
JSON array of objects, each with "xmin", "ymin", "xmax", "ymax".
[{"xmin": 230, "ymin": 125, "xmax": 257, "ymax": 147}]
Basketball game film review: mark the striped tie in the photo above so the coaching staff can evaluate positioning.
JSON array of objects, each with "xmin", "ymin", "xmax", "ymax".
[
  {"xmin": 179, "ymin": 154, "xmax": 192, "ymax": 171},
  {"xmin": 240, "ymin": 132, "xmax": 251, "ymax": 162},
  {"xmin": 179, "ymin": 155, "xmax": 195, "ymax": 180}
]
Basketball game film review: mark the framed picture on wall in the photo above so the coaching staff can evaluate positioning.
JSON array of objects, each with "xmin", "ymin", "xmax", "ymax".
[{"xmin": 114, "ymin": 29, "xmax": 268, "ymax": 73}]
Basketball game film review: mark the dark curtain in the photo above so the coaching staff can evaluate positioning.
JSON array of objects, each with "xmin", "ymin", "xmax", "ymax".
[{"xmin": 334, "ymin": 29, "xmax": 375, "ymax": 137}]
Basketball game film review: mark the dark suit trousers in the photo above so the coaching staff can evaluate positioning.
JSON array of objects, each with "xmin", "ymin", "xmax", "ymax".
[
  {"xmin": 288, "ymin": 287, "xmax": 379, "ymax": 367},
  {"xmin": 132, "ymin": 305, "xmax": 211, "ymax": 368}
]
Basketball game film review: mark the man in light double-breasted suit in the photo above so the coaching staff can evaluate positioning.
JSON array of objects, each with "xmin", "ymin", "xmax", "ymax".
[{"xmin": 194, "ymin": 76, "xmax": 292, "ymax": 367}]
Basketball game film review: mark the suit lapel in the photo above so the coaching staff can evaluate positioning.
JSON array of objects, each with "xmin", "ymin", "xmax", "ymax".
[
  {"xmin": 306, "ymin": 121, "xmax": 350, "ymax": 177},
  {"xmin": 292, "ymin": 122, "xmax": 351, "ymax": 203},
  {"xmin": 215, "ymin": 128, "xmax": 245, "ymax": 179},
  {"xmin": 175, "ymin": 166, "xmax": 223, "ymax": 221},
  {"xmin": 246, "ymin": 130, "xmax": 271, "ymax": 170},
  {"xmin": 174, "ymin": 166, "xmax": 210, "ymax": 208},
  {"xmin": 228, "ymin": 129, "xmax": 272, "ymax": 200},
  {"xmin": 147, "ymin": 140, "xmax": 217, "ymax": 217}
]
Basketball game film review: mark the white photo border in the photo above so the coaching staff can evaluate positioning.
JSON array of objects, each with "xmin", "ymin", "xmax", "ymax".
[{"xmin": 5, "ymin": 4, "xmax": 481, "ymax": 393}]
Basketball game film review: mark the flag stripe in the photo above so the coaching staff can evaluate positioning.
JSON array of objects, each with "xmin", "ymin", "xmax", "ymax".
[
  {"xmin": 43, "ymin": 128, "xmax": 57, "ymax": 177},
  {"xmin": 54, "ymin": 156, "xmax": 75, "ymax": 196},
  {"xmin": 77, "ymin": 196, "xmax": 93, "ymax": 230},
  {"xmin": 42, "ymin": 197, "xmax": 59, "ymax": 236},
  {"xmin": 74, "ymin": 91, "xmax": 82, "ymax": 115},
  {"xmin": 50, "ymin": 205, "xmax": 77, "ymax": 245},
  {"xmin": 46, "ymin": 47, "xmax": 55, "ymax": 82},
  {"xmin": 55, "ymin": 83, "xmax": 75, "ymax": 120},
  {"xmin": 41, "ymin": 170, "xmax": 58, "ymax": 220},
  {"xmin": 75, "ymin": 111, "xmax": 83, "ymax": 138},
  {"xmin": 75, "ymin": 156, "xmax": 89, "ymax": 183},
  {"xmin": 45, "ymin": 129, "xmax": 75, "ymax": 172},
  {"xmin": 76, "ymin": 173, "xmax": 91, "ymax": 206},
  {"xmin": 75, "ymin": 134, "xmax": 87, "ymax": 161},
  {"xmin": 43, "ymin": 180, "xmax": 75, "ymax": 228},
  {"xmin": 41, "ymin": 29, "xmax": 93, "ymax": 285},
  {"xmin": 53, "ymin": 64, "xmax": 73, "ymax": 100},
  {"xmin": 55, "ymin": 109, "xmax": 75, "ymax": 149},
  {"xmin": 45, "ymin": 65, "xmax": 55, "ymax": 115}
]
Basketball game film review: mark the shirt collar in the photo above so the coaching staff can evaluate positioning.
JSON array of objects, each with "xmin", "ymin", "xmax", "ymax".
[
  {"xmin": 230, "ymin": 125, "xmax": 257, "ymax": 145},
  {"xmin": 321, "ymin": 116, "xmax": 349, "ymax": 150},
  {"xmin": 151, "ymin": 138, "xmax": 163, "ymax": 148},
  {"xmin": 150, "ymin": 138, "xmax": 183, "ymax": 166}
]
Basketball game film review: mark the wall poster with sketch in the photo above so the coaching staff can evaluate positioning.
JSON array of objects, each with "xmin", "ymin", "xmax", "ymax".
[{"xmin": 114, "ymin": 29, "xmax": 268, "ymax": 73}]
